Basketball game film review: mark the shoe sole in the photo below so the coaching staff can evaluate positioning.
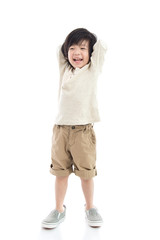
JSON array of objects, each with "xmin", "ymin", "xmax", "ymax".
[
  {"xmin": 88, "ymin": 221, "xmax": 103, "ymax": 227},
  {"xmin": 85, "ymin": 217, "xmax": 103, "ymax": 227},
  {"xmin": 41, "ymin": 217, "xmax": 65, "ymax": 229}
]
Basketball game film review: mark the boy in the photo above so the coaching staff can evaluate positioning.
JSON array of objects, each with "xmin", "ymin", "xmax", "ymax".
[{"xmin": 42, "ymin": 28, "xmax": 107, "ymax": 228}]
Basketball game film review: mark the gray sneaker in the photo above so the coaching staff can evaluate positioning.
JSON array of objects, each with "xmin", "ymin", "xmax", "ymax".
[
  {"xmin": 42, "ymin": 205, "xmax": 66, "ymax": 229},
  {"xmin": 85, "ymin": 207, "xmax": 103, "ymax": 227}
]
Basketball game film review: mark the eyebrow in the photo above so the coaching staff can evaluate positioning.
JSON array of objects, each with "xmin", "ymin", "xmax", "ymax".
[
  {"xmin": 70, "ymin": 41, "xmax": 89, "ymax": 48},
  {"xmin": 79, "ymin": 43, "xmax": 88, "ymax": 47}
]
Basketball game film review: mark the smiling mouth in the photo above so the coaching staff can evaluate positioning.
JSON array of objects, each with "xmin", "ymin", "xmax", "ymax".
[{"xmin": 73, "ymin": 58, "xmax": 83, "ymax": 62}]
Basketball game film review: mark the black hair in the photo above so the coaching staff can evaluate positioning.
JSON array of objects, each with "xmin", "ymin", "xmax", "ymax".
[{"xmin": 61, "ymin": 28, "xmax": 97, "ymax": 66}]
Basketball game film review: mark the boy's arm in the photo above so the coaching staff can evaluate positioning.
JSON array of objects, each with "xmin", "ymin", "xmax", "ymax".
[
  {"xmin": 57, "ymin": 45, "xmax": 68, "ymax": 77},
  {"xmin": 90, "ymin": 40, "xmax": 107, "ymax": 72},
  {"xmin": 57, "ymin": 45, "xmax": 68, "ymax": 100}
]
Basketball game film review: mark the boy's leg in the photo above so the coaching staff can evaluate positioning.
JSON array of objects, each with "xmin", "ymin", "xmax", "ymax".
[
  {"xmin": 55, "ymin": 176, "xmax": 69, "ymax": 212},
  {"xmin": 80, "ymin": 177, "xmax": 94, "ymax": 210},
  {"xmin": 81, "ymin": 177, "xmax": 103, "ymax": 227}
]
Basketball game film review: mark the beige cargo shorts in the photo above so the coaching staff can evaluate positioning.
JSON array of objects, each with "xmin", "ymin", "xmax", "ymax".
[{"xmin": 50, "ymin": 123, "xmax": 97, "ymax": 179}]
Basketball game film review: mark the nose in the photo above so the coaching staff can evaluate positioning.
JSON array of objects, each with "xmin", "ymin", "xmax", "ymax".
[{"xmin": 73, "ymin": 48, "xmax": 80, "ymax": 55}]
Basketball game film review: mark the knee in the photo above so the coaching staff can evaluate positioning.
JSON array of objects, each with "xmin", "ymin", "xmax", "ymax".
[
  {"xmin": 56, "ymin": 176, "xmax": 69, "ymax": 182},
  {"xmin": 80, "ymin": 178, "xmax": 91, "ymax": 183}
]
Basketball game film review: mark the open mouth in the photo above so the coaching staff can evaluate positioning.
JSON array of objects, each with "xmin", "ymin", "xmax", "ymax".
[{"xmin": 73, "ymin": 58, "xmax": 83, "ymax": 62}]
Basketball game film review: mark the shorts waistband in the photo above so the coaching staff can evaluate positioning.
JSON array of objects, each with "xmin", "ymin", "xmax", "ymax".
[{"xmin": 56, "ymin": 123, "xmax": 94, "ymax": 130}]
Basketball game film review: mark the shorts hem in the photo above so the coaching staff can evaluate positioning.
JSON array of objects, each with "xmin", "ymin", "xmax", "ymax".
[
  {"xmin": 74, "ymin": 169, "xmax": 97, "ymax": 179},
  {"xmin": 50, "ymin": 165, "xmax": 73, "ymax": 177}
]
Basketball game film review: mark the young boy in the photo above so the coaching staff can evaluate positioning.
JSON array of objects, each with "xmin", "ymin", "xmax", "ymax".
[{"xmin": 42, "ymin": 28, "xmax": 107, "ymax": 228}]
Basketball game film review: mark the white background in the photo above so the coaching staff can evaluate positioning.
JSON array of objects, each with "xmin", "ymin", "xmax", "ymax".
[{"xmin": 0, "ymin": 0, "xmax": 160, "ymax": 239}]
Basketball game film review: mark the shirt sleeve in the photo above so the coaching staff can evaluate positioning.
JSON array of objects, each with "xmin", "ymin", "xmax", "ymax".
[
  {"xmin": 90, "ymin": 40, "xmax": 107, "ymax": 73},
  {"xmin": 57, "ymin": 45, "xmax": 68, "ymax": 77},
  {"xmin": 57, "ymin": 45, "xmax": 68, "ymax": 100}
]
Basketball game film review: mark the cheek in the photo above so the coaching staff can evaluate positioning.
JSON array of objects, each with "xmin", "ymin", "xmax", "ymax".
[
  {"xmin": 85, "ymin": 53, "xmax": 90, "ymax": 62},
  {"xmin": 68, "ymin": 52, "xmax": 72, "ymax": 61}
]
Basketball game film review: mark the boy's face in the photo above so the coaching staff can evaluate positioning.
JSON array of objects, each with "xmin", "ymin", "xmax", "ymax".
[{"xmin": 68, "ymin": 40, "xmax": 90, "ymax": 69}]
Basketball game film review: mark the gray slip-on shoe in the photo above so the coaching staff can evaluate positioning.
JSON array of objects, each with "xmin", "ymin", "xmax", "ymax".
[
  {"xmin": 85, "ymin": 207, "xmax": 103, "ymax": 227},
  {"xmin": 42, "ymin": 205, "xmax": 66, "ymax": 229}
]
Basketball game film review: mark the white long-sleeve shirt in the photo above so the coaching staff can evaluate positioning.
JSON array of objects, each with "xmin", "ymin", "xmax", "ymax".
[{"xmin": 54, "ymin": 40, "xmax": 107, "ymax": 125}]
